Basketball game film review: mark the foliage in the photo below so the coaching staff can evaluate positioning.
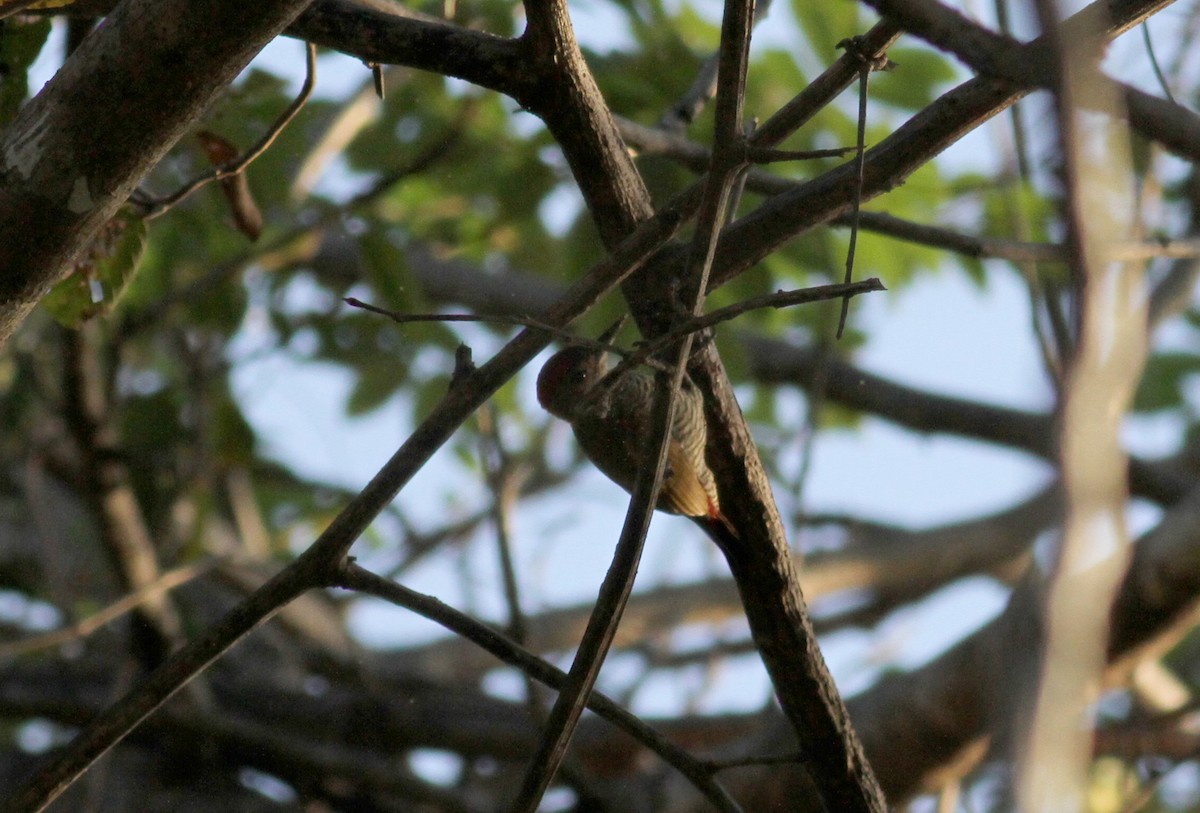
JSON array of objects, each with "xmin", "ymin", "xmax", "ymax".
[
  {"xmin": 0, "ymin": 16, "xmax": 49, "ymax": 127},
  {"xmin": 42, "ymin": 208, "xmax": 147, "ymax": 326}
]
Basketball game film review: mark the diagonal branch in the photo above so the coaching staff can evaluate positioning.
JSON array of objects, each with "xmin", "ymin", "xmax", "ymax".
[
  {"xmin": 3, "ymin": 207, "xmax": 683, "ymax": 813},
  {"xmin": 289, "ymin": 0, "xmax": 530, "ymax": 97},
  {"xmin": 334, "ymin": 563, "xmax": 745, "ymax": 813},
  {"xmin": 618, "ymin": 116, "xmax": 1200, "ymax": 264},
  {"xmin": 507, "ymin": 0, "xmax": 759, "ymax": 806},
  {"xmin": 0, "ymin": 0, "xmax": 317, "ymax": 350},
  {"xmin": 856, "ymin": 0, "xmax": 1200, "ymax": 161},
  {"xmin": 676, "ymin": 0, "xmax": 1175, "ymax": 292}
]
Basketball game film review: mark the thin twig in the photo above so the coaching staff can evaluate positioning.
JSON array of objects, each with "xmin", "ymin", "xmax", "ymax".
[
  {"xmin": 665, "ymin": 278, "xmax": 885, "ymax": 351},
  {"xmin": 604, "ymin": 278, "xmax": 884, "ymax": 390},
  {"xmin": 1141, "ymin": 22, "xmax": 1177, "ymax": 104},
  {"xmin": 142, "ymin": 42, "xmax": 317, "ymax": 220},
  {"xmin": 656, "ymin": 0, "xmax": 775, "ymax": 130},
  {"xmin": 345, "ymin": 297, "xmax": 561, "ymax": 335},
  {"xmin": 745, "ymin": 145, "xmax": 861, "ymax": 163},
  {"xmin": 122, "ymin": 105, "xmax": 474, "ymax": 340},
  {"xmin": 343, "ymin": 296, "xmax": 670, "ymax": 369},
  {"xmin": 352, "ymin": 278, "xmax": 884, "ymax": 392},
  {"xmin": 369, "ymin": 61, "xmax": 386, "ymax": 98},
  {"xmin": 704, "ymin": 752, "xmax": 808, "ymax": 773},
  {"xmin": 477, "ymin": 403, "xmax": 550, "ymax": 732},
  {"xmin": 725, "ymin": 123, "xmax": 754, "ymax": 226},
  {"xmin": 476, "ymin": 406, "xmax": 530, "ymax": 646},
  {"xmin": 0, "ymin": 561, "xmax": 217, "ymax": 659},
  {"xmin": 793, "ymin": 321, "xmax": 831, "ymax": 516},
  {"xmin": 835, "ymin": 39, "xmax": 874, "ymax": 339}
]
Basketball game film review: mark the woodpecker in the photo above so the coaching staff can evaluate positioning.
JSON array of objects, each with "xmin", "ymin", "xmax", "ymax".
[{"xmin": 536, "ymin": 325, "xmax": 739, "ymax": 552}]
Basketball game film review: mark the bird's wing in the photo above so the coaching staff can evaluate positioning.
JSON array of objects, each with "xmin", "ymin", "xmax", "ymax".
[{"xmin": 662, "ymin": 439, "xmax": 714, "ymax": 518}]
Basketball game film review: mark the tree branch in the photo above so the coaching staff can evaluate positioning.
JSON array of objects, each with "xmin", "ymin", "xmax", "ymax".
[
  {"xmin": 674, "ymin": 0, "xmax": 1172, "ymax": 292},
  {"xmin": 333, "ymin": 563, "xmax": 745, "ymax": 813},
  {"xmin": 0, "ymin": 0, "xmax": 316, "ymax": 349},
  {"xmin": 3, "ymin": 206, "xmax": 683, "ymax": 813},
  {"xmin": 857, "ymin": 0, "xmax": 1199, "ymax": 158},
  {"xmin": 397, "ymin": 485, "xmax": 1060, "ymax": 682},
  {"xmin": 289, "ymin": 0, "xmax": 530, "ymax": 97}
]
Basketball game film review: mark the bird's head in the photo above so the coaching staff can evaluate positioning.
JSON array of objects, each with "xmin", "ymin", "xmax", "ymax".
[{"xmin": 536, "ymin": 345, "xmax": 606, "ymax": 419}]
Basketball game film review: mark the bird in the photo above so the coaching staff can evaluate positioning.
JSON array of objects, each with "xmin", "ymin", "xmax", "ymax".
[{"xmin": 536, "ymin": 322, "xmax": 739, "ymax": 552}]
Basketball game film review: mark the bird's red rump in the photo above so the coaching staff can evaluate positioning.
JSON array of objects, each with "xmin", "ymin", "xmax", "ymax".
[{"xmin": 707, "ymin": 499, "xmax": 722, "ymax": 520}]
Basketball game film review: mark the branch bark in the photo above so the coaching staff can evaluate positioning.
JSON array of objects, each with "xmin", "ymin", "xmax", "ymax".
[{"xmin": 0, "ymin": 0, "xmax": 317, "ymax": 349}]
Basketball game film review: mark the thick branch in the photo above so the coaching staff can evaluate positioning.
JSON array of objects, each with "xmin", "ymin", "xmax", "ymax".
[
  {"xmin": 676, "ymin": 0, "xmax": 1170, "ymax": 291},
  {"xmin": 289, "ymin": 0, "xmax": 529, "ymax": 96},
  {"xmin": 856, "ymin": 0, "xmax": 1198, "ymax": 159},
  {"xmin": 741, "ymin": 333, "xmax": 1192, "ymax": 503},
  {"xmin": 517, "ymin": 0, "xmax": 654, "ymax": 245},
  {"xmin": 513, "ymin": 0, "xmax": 891, "ymax": 806},
  {"xmin": 0, "ymin": 0, "xmax": 316, "ymax": 349}
]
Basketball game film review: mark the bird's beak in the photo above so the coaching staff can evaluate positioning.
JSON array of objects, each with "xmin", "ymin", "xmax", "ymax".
[{"xmin": 598, "ymin": 315, "xmax": 627, "ymax": 345}]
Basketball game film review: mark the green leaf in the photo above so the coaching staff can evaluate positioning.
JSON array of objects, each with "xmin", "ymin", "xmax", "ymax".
[
  {"xmin": 213, "ymin": 397, "xmax": 258, "ymax": 465},
  {"xmin": 1132, "ymin": 352, "xmax": 1200, "ymax": 413},
  {"xmin": 979, "ymin": 179, "xmax": 1056, "ymax": 243},
  {"xmin": 0, "ymin": 17, "xmax": 51, "ymax": 128},
  {"xmin": 345, "ymin": 365, "xmax": 404, "ymax": 416},
  {"xmin": 791, "ymin": 0, "xmax": 859, "ymax": 59},
  {"xmin": 868, "ymin": 47, "xmax": 959, "ymax": 110},
  {"xmin": 42, "ymin": 208, "xmax": 148, "ymax": 327},
  {"xmin": 121, "ymin": 388, "xmax": 185, "ymax": 454},
  {"xmin": 359, "ymin": 227, "xmax": 412, "ymax": 309}
]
